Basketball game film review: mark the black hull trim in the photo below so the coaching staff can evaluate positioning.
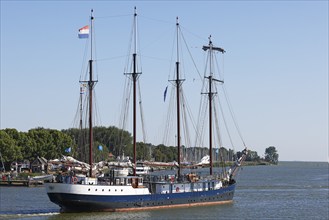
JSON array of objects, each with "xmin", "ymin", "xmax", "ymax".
[{"xmin": 48, "ymin": 184, "xmax": 235, "ymax": 212}]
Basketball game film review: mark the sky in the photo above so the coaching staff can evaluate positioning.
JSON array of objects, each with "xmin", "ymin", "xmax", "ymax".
[{"xmin": 1, "ymin": 1, "xmax": 328, "ymax": 162}]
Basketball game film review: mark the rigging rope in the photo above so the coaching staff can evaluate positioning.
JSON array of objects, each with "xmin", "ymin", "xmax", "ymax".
[
  {"xmin": 94, "ymin": 14, "xmax": 132, "ymax": 19},
  {"xmin": 222, "ymin": 85, "xmax": 246, "ymax": 147},
  {"xmin": 180, "ymin": 28, "xmax": 203, "ymax": 81},
  {"xmin": 138, "ymin": 80, "xmax": 147, "ymax": 143}
]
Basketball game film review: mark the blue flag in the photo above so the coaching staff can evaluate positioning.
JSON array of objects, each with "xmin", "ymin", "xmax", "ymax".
[
  {"xmin": 65, "ymin": 147, "xmax": 71, "ymax": 153},
  {"xmin": 98, "ymin": 145, "xmax": 103, "ymax": 151},
  {"xmin": 163, "ymin": 86, "xmax": 168, "ymax": 102}
]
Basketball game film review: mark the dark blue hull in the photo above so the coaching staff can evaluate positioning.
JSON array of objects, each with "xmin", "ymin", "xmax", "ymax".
[{"xmin": 47, "ymin": 184, "xmax": 235, "ymax": 212}]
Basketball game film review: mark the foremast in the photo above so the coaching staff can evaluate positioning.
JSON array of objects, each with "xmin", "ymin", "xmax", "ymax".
[
  {"xmin": 202, "ymin": 36, "xmax": 225, "ymax": 175},
  {"xmin": 79, "ymin": 10, "xmax": 97, "ymax": 177}
]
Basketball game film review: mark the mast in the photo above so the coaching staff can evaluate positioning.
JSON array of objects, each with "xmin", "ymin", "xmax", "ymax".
[
  {"xmin": 88, "ymin": 10, "xmax": 96, "ymax": 177},
  {"xmin": 125, "ymin": 7, "xmax": 141, "ymax": 176},
  {"xmin": 79, "ymin": 85, "xmax": 83, "ymax": 131},
  {"xmin": 202, "ymin": 35, "xmax": 225, "ymax": 175},
  {"xmin": 132, "ymin": 7, "xmax": 137, "ymax": 176},
  {"xmin": 170, "ymin": 17, "xmax": 185, "ymax": 178},
  {"xmin": 78, "ymin": 84, "xmax": 84, "ymax": 162}
]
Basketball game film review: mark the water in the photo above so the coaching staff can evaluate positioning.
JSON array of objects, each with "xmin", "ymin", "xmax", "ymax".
[{"xmin": 0, "ymin": 162, "xmax": 328, "ymax": 219}]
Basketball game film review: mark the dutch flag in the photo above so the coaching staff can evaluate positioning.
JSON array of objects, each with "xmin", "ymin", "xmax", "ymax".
[{"xmin": 78, "ymin": 25, "xmax": 89, "ymax": 39}]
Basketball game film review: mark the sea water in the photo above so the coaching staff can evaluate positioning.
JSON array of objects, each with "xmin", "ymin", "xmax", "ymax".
[{"xmin": 0, "ymin": 161, "xmax": 328, "ymax": 219}]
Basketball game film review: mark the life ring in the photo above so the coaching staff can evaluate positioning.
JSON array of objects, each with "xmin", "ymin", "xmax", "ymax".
[
  {"xmin": 176, "ymin": 187, "xmax": 179, "ymax": 192},
  {"xmin": 72, "ymin": 176, "xmax": 78, "ymax": 184}
]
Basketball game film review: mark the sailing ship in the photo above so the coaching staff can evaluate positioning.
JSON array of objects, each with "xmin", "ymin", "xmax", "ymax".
[{"xmin": 45, "ymin": 9, "xmax": 248, "ymax": 212}]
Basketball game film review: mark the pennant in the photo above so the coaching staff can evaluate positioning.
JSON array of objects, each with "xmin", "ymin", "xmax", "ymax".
[
  {"xmin": 163, "ymin": 86, "xmax": 168, "ymax": 102},
  {"xmin": 78, "ymin": 25, "xmax": 89, "ymax": 39}
]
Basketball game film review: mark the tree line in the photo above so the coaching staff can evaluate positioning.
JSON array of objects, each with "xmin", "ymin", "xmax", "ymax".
[{"xmin": 0, "ymin": 127, "xmax": 279, "ymax": 167}]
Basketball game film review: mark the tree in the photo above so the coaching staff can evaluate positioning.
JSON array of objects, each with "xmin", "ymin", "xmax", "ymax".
[
  {"xmin": 63, "ymin": 126, "xmax": 132, "ymax": 159},
  {"xmin": 136, "ymin": 142, "xmax": 152, "ymax": 161},
  {"xmin": 49, "ymin": 129, "xmax": 74, "ymax": 159},
  {"xmin": 93, "ymin": 141, "xmax": 109, "ymax": 162},
  {"xmin": 265, "ymin": 146, "xmax": 279, "ymax": 164},
  {"xmin": 246, "ymin": 150, "xmax": 260, "ymax": 162},
  {"xmin": 0, "ymin": 130, "xmax": 23, "ymax": 162}
]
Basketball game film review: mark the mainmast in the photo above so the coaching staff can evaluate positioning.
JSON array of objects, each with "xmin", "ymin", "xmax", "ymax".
[
  {"xmin": 202, "ymin": 35, "xmax": 225, "ymax": 175},
  {"xmin": 125, "ymin": 7, "xmax": 141, "ymax": 176}
]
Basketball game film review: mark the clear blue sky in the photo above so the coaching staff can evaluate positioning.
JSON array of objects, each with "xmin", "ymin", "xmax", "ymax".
[{"xmin": 1, "ymin": 1, "xmax": 328, "ymax": 162}]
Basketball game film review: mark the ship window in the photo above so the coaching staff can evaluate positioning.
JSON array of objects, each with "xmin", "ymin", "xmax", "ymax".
[
  {"xmin": 88, "ymin": 189, "xmax": 90, "ymax": 191},
  {"xmin": 121, "ymin": 189, "xmax": 123, "ymax": 192},
  {"xmin": 95, "ymin": 189, "xmax": 97, "ymax": 191},
  {"xmin": 115, "ymin": 189, "xmax": 117, "ymax": 192},
  {"xmin": 102, "ymin": 189, "xmax": 104, "ymax": 192},
  {"xmin": 109, "ymin": 189, "xmax": 111, "ymax": 191}
]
